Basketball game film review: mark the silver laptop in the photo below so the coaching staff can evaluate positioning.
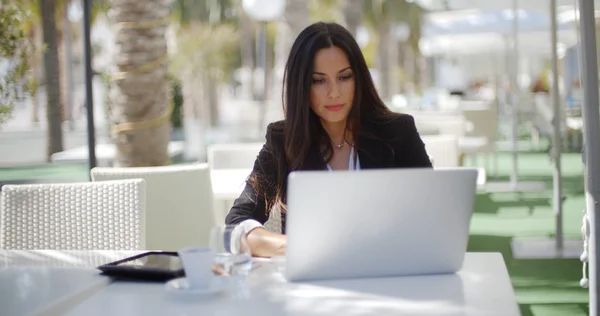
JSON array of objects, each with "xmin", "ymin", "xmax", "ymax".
[{"xmin": 285, "ymin": 167, "xmax": 478, "ymax": 282}]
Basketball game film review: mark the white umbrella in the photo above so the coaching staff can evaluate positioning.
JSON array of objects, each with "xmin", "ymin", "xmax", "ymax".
[
  {"xmin": 420, "ymin": 31, "xmax": 576, "ymax": 56},
  {"xmin": 417, "ymin": 0, "xmax": 600, "ymax": 12},
  {"xmin": 422, "ymin": 7, "xmax": 574, "ymax": 37}
]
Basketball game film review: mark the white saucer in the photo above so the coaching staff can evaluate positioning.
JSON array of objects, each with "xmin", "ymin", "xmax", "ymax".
[{"xmin": 165, "ymin": 276, "xmax": 230, "ymax": 296}]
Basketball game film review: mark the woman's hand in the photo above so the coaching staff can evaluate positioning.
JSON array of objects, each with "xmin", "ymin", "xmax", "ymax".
[{"xmin": 247, "ymin": 227, "xmax": 287, "ymax": 258}]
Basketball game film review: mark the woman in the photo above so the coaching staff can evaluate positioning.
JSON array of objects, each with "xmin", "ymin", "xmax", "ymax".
[{"xmin": 226, "ymin": 22, "xmax": 432, "ymax": 257}]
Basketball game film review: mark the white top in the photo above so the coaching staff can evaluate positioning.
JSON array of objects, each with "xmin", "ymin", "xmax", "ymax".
[
  {"xmin": 326, "ymin": 146, "xmax": 361, "ymax": 171},
  {"xmin": 234, "ymin": 147, "xmax": 361, "ymax": 239}
]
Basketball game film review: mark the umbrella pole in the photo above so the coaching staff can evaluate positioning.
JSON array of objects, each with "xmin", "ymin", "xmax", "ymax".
[
  {"xmin": 577, "ymin": 0, "xmax": 600, "ymax": 314},
  {"xmin": 508, "ymin": 1, "xmax": 576, "ymax": 260},
  {"xmin": 550, "ymin": 0, "xmax": 564, "ymax": 252},
  {"xmin": 509, "ymin": 0, "xmax": 520, "ymax": 186}
]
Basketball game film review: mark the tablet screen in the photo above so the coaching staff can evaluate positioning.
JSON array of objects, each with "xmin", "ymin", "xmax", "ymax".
[{"xmin": 116, "ymin": 254, "xmax": 182, "ymax": 271}]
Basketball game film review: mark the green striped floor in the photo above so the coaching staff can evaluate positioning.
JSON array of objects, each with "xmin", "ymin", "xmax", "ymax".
[{"xmin": 466, "ymin": 151, "xmax": 589, "ymax": 316}]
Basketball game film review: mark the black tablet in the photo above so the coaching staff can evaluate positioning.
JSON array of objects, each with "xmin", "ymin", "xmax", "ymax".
[{"xmin": 97, "ymin": 251, "xmax": 185, "ymax": 282}]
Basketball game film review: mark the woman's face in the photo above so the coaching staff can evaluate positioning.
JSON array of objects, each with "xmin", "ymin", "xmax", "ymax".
[{"xmin": 310, "ymin": 46, "xmax": 355, "ymax": 125}]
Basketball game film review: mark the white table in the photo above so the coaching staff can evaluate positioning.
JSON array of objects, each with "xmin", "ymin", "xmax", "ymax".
[
  {"xmin": 435, "ymin": 167, "xmax": 486, "ymax": 189},
  {"xmin": 50, "ymin": 142, "xmax": 185, "ymax": 166},
  {"xmin": 0, "ymin": 250, "xmax": 138, "ymax": 316},
  {"xmin": 41, "ymin": 252, "xmax": 519, "ymax": 316}
]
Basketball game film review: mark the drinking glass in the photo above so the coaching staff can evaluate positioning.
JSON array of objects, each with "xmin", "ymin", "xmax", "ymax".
[{"xmin": 209, "ymin": 224, "xmax": 252, "ymax": 279}]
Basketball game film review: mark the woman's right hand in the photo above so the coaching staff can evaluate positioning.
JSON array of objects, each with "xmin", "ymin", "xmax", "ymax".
[{"xmin": 246, "ymin": 227, "xmax": 287, "ymax": 258}]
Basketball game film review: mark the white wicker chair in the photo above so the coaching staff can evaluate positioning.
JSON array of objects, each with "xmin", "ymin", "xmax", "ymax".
[
  {"xmin": 0, "ymin": 179, "xmax": 146, "ymax": 250},
  {"xmin": 91, "ymin": 164, "xmax": 214, "ymax": 250}
]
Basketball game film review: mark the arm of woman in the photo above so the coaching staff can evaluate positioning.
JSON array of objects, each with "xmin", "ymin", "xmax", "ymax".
[
  {"xmin": 227, "ymin": 183, "xmax": 287, "ymax": 257},
  {"xmin": 225, "ymin": 122, "xmax": 287, "ymax": 257},
  {"xmin": 246, "ymin": 227, "xmax": 286, "ymax": 257}
]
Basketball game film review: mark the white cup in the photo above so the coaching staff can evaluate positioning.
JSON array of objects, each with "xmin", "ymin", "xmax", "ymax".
[{"xmin": 178, "ymin": 247, "xmax": 215, "ymax": 289}]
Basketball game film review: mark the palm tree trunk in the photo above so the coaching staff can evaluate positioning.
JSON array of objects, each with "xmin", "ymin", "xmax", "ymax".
[
  {"xmin": 57, "ymin": 31, "xmax": 67, "ymax": 121},
  {"xmin": 31, "ymin": 92, "xmax": 39, "ymax": 124},
  {"xmin": 62, "ymin": 7, "xmax": 75, "ymax": 130},
  {"xmin": 29, "ymin": 24, "xmax": 42, "ymax": 125},
  {"xmin": 205, "ymin": 71, "xmax": 220, "ymax": 127},
  {"xmin": 408, "ymin": 3, "xmax": 423, "ymax": 92},
  {"xmin": 239, "ymin": 9, "xmax": 255, "ymax": 100},
  {"xmin": 402, "ymin": 42, "xmax": 413, "ymax": 91},
  {"xmin": 40, "ymin": 0, "xmax": 64, "ymax": 160},
  {"xmin": 110, "ymin": 0, "xmax": 171, "ymax": 167},
  {"xmin": 413, "ymin": 48, "xmax": 422, "ymax": 92}
]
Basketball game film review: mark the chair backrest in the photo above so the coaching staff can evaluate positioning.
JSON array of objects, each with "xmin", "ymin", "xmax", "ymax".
[
  {"xmin": 0, "ymin": 179, "xmax": 146, "ymax": 250},
  {"xmin": 461, "ymin": 104, "xmax": 498, "ymax": 153},
  {"xmin": 421, "ymin": 135, "xmax": 460, "ymax": 167},
  {"xmin": 434, "ymin": 119, "xmax": 467, "ymax": 138},
  {"xmin": 207, "ymin": 143, "xmax": 263, "ymax": 170},
  {"xmin": 91, "ymin": 164, "xmax": 214, "ymax": 250}
]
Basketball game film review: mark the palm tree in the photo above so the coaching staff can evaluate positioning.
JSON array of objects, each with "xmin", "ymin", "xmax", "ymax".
[
  {"xmin": 170, "ymin": 0, "xmax": 239, "ymax": 124},
  {"xmin": 0, "ymin": 3, "xmax": 34, "ymax": 126},
  {"xmin": 168, "ymin": 0, "xmax": 241, "ymax": 160},
  {"xmin": 109, "ymin": 0, "xmax": 171, "ymax": 167},
  {"xmin": 17, "ymin": 0, "xmax": 41, "ymax": 124},
  {"xmin": 21, "ymin": 0, "xmax": 109, "ymax": 159},
  {"xmin": 363, "ymin": 0, "xmax": 425, "ymax": 99},
  {"xmin": 22, "ymin": 0, "xmax": 70, "ymax": 158}
]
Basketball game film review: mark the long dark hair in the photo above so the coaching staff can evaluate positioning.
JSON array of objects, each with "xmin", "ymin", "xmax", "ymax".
[{"xmin": 251, "ymin": 21, "xmax": 394, "ymax": 215}]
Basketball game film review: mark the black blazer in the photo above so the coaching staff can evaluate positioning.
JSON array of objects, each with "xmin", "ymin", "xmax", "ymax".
[{"xmin": 225, "ymin": 113, "xmax": 432, "ymax": 232}]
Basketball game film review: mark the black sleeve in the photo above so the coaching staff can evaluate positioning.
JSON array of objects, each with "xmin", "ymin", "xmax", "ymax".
[
  {"xmin": 225, "ymin": 124, "xmax": 279, "ymax": 225},
  {"xmin": 396, "ymin": 114, "xmax": 433, "ymax": 168}
]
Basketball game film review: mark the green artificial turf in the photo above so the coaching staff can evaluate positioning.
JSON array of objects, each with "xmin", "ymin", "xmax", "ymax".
[{"xmin": 466, "ymin": 151, "xmax": 589, "ymax": 316}]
